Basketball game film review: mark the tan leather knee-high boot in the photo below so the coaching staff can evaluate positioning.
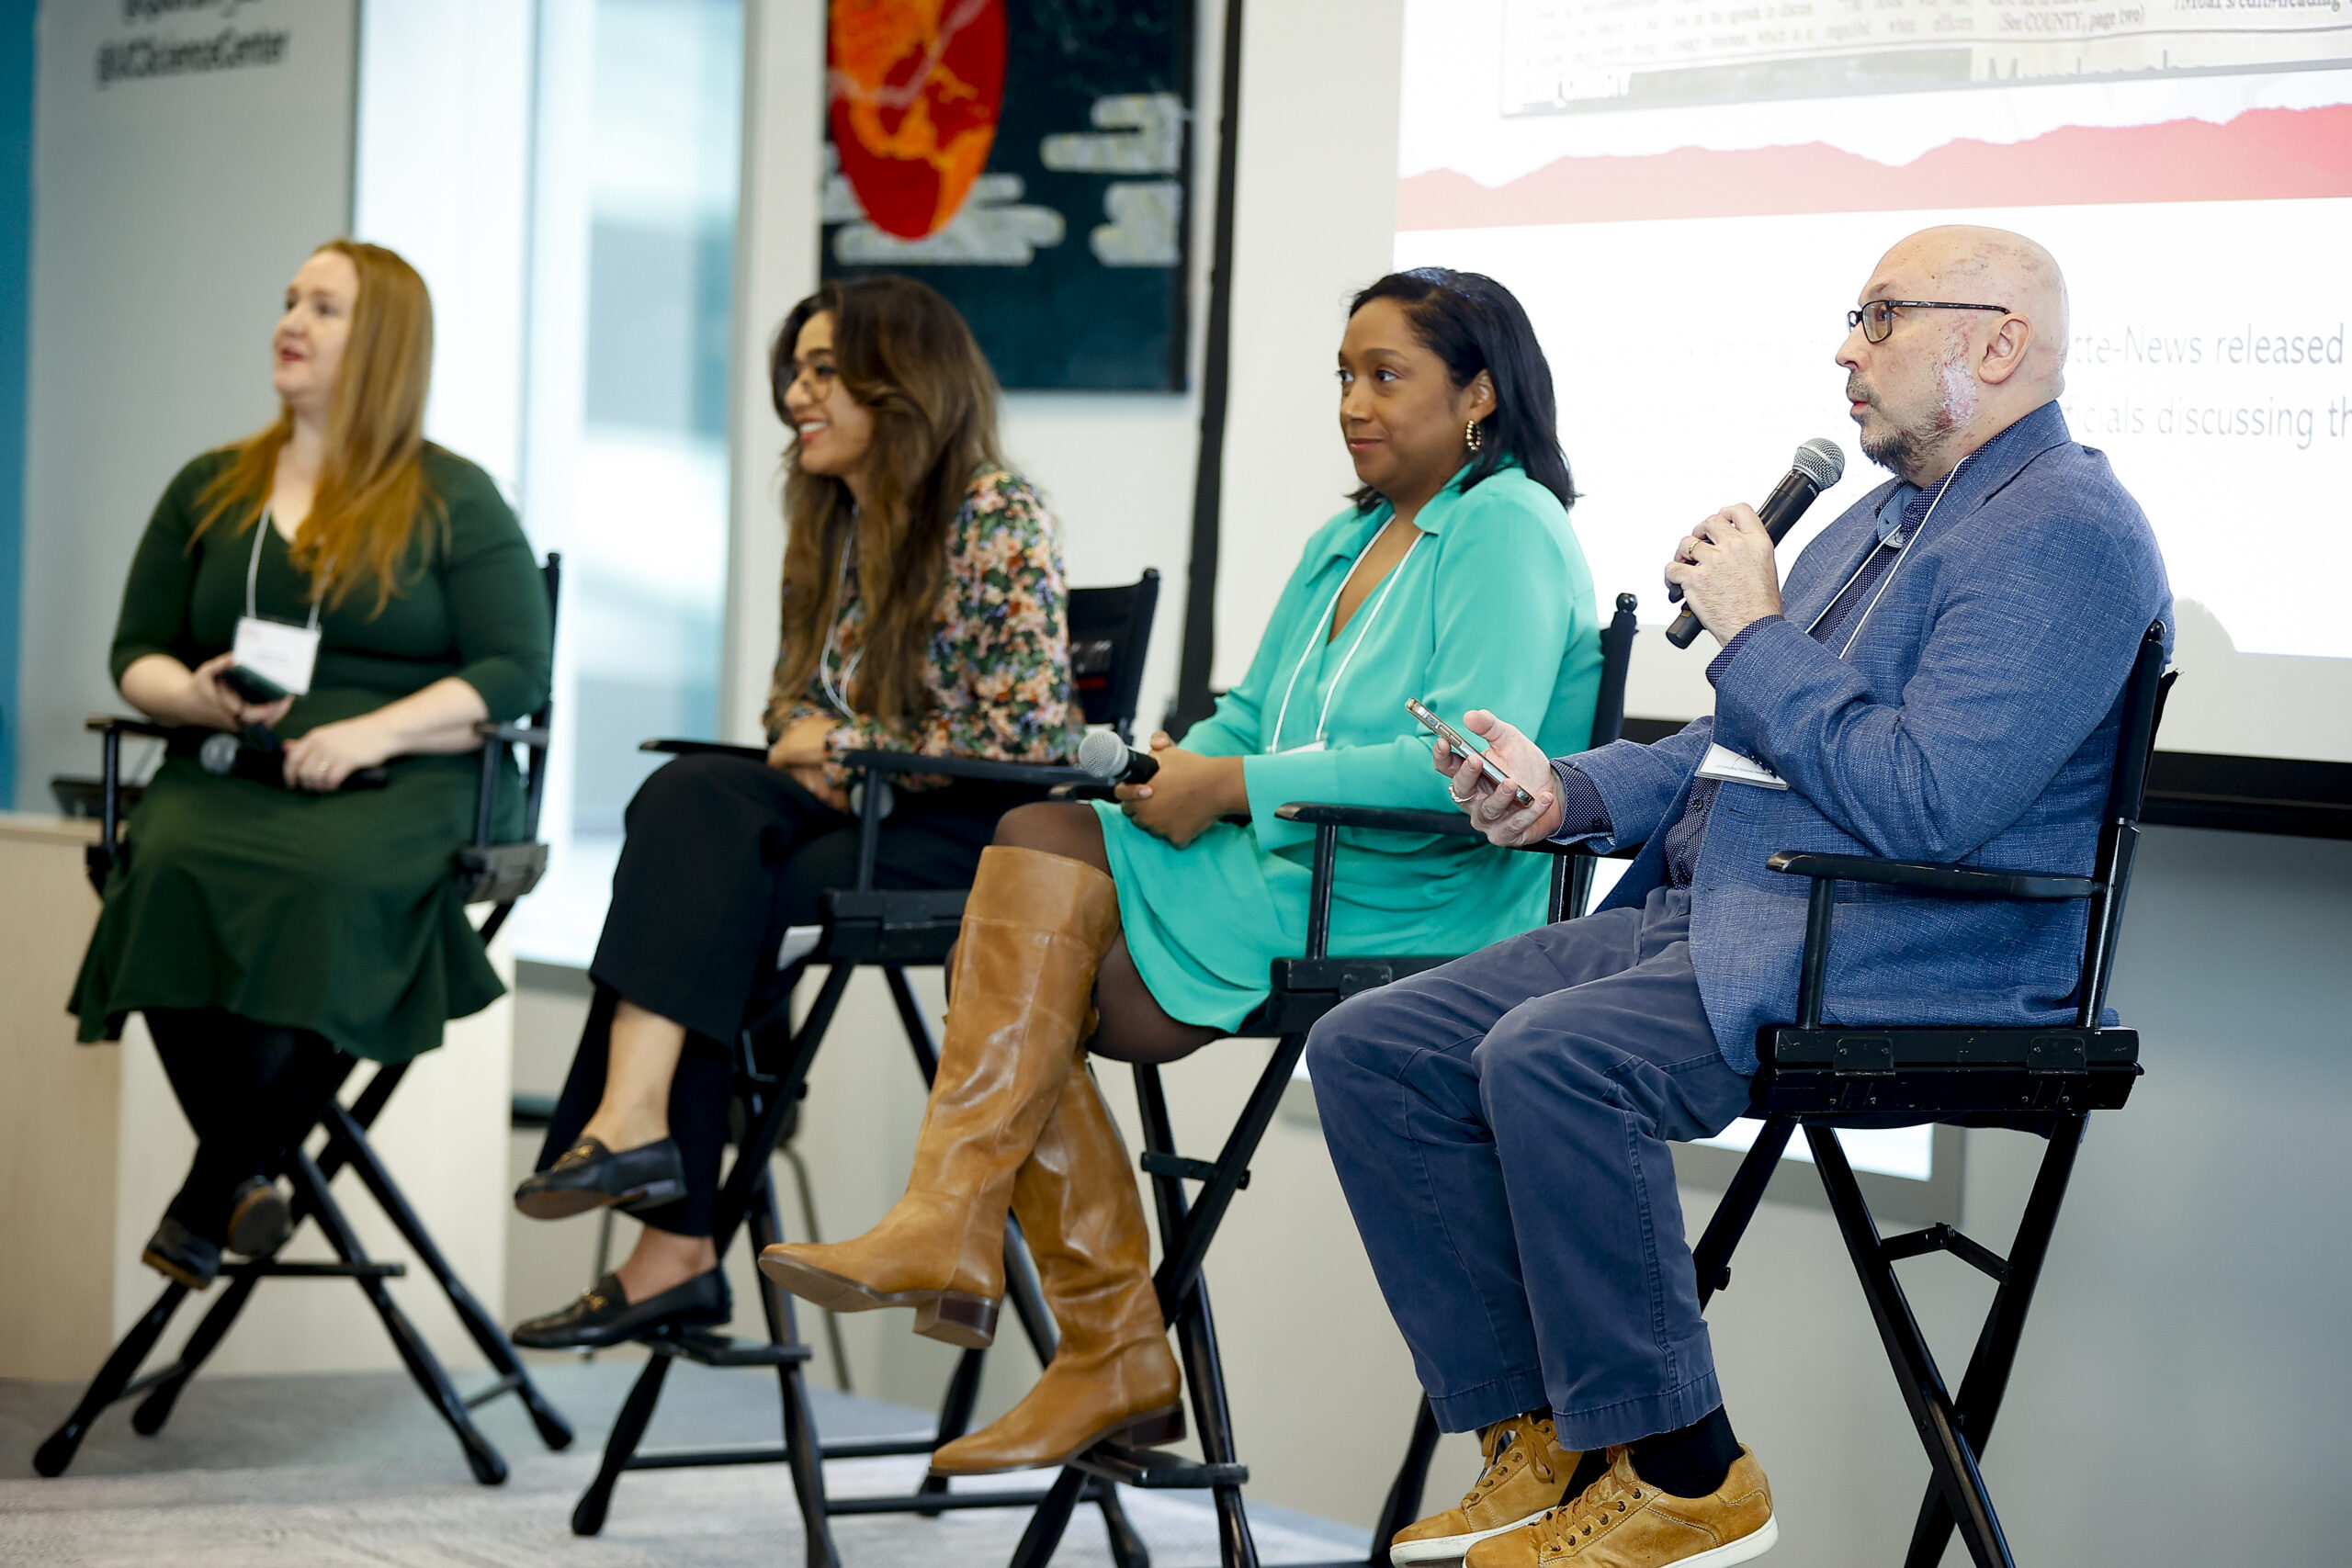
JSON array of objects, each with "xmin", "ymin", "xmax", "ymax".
[
  {"xmin": 928, "ymin": 1066, "xmax": 1183, "ymax": 1474},
  {"xmin": 758, "ymin": 847, "xmax": 1118, "ymax": 1348}
]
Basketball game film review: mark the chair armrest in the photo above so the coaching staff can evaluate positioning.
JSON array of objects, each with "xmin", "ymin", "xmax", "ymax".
[
  {"xmin": 1766, "ymin": 851, "xmax": 2095, "ymax": 901},
  {"xmin": 1274, "ymin": 802, "xmax": 1481, "ymax": 837},
  {"xmin": 839, "ymin": 749, "xmax": 1091, "ymax": 788},
  {"xmin": 639, "ymin": 738, "xmax": 768, "ymax": 761},
  {"xmin": 477, "ymin": 719, "xmax": 549, "ymax": 749},
  {"xmin": 85, "ymin": 714, "xmax": 173, "ymax": 740}
]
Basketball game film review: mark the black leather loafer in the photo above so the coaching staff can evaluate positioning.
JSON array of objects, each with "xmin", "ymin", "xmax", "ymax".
[
  {"xmin": 513, "ymin": 1135, "xmax": 687, "ymax": 1220},
  {"xmin": 141, "ymin": 1217, "xmax": 220, "ymax": 1291},
  {"xmin": 226, "ymin": 1177, "xmax": 293, "ymax": 1258},
  {"xmin": 510, "ymin": 1268, "xmax": 730, "ymax": 1349}
]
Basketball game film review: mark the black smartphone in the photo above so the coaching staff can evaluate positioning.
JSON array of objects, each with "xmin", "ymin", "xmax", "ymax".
[
  {"xmin": 1407, "ymin": 698, "xmax": 1532, "ymax": 807},
  {"xmin": 220, "ymin": 664, "xmax": 288, "ymax": 705}
]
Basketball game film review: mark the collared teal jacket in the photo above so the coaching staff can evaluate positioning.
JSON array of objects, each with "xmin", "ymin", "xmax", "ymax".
[{"xmin": 1095, "ymin": 462, "xmax": 1599, "ymax": 1029}]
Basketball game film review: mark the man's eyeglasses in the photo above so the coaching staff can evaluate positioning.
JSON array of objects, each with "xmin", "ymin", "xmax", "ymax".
[{"xmin": 1846, "ymin": 299, "xmax": 2010, "ymax": 343}]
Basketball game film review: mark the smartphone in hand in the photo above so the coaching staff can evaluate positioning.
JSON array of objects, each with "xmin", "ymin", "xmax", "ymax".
[
  {"xmin": 1407, "ymin": 698, "xmax": 1532, "ymax": 807},
  {"xmin": 220, "ymin": 665, "xmax": 290, "ymax": 705}
]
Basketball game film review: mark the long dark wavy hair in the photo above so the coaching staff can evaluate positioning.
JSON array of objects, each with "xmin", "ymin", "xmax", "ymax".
[
  {"xmin": 767, "ymin": 276, "xmax": 1004, "ymax": 729},
  {"xmin": 1346, "ymin": 268, "xmax": 1576, "ymax": 514}
]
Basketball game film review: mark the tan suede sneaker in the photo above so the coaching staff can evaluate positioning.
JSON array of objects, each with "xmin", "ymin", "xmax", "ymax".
[
  {"xmin": 1390, "ymin": 1411, "xmax": 1579, "ymax": 1566},
  {"xmin": 1464, "ymin": 1445, "xmax": 1777, "ymax": 1567}
]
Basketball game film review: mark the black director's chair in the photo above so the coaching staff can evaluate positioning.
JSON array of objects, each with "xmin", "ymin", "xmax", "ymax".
[
  {"xmin": 1006, "ymin": 592, "xmax": 1645, "ymax": 1568},
  {"xmin": 1685, "ymin": 619, "xmax": 2175, "ymax": 1568},
  {"xmin": 564, "ymin": 571, "xmax": 1162, "ymax": 1567},
  {"xmin": 34, "ymin": 555, "xmax": 572, "ymax": 1487}
]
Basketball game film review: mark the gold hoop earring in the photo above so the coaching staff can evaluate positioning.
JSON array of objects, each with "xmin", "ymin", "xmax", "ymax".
[{"xmin": 1465, "ymin": 420, "xmax": 1483, "ymax": 453}]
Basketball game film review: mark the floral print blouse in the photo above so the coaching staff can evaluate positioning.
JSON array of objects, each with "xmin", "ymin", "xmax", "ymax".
[{"xmin": 765, "ymin": 468, "xmax": 1082, "ymax": 787}]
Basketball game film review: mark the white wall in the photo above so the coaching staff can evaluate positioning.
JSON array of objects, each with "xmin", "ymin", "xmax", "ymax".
[
  {"xmin": 352, "ymin": 0, "xmax": 537, "ymax": 501},
  {"xmin": 15, "ymin": 0, "xmax": 356, "ymax": 807}
]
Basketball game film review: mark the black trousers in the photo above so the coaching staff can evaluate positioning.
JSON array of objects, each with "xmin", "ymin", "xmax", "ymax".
[
  {"xmin": 537, "ymin": 751, "xmax": 1025, "ymax": 1237},
  {"xmin": 145, "ymin": 1009, "xmax": 353, "ymax": 1243}
]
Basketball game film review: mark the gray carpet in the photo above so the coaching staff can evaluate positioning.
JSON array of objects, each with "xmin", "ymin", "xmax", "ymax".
[{"xmin": 0, "ymin": 1362, "xmax": 1368, "ymax": 1567}]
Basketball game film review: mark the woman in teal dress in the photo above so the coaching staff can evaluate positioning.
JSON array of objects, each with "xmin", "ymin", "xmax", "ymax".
[
  {"xmin": 762, "ymin": 268, "xmax": 1599, "ymax": 1474},
  {"xmin": 71, "ymin": 241, "xmax": 553, "ymax": 1290}
]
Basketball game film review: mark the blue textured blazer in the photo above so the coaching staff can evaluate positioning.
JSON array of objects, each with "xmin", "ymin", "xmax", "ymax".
[{"xmin": 1574, "ymin": 401, "xmax": 2173, "ymax": 1073}]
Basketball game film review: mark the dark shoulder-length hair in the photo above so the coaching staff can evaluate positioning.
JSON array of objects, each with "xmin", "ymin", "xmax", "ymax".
[
  {"xmin": 1345, "ymin": 268, "xmax": 1576, "ymax": 514},
  {"xmin": 768, "ymin": 275, "xmax": 1004, "ymax": 727}
]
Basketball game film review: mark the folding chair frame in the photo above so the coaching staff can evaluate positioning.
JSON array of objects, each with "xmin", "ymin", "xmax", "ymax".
[
  {"xmin": 569, "ymin": 573, "xmax": 1163, "ymax": 1562},
  {"xmin": 1006, "ymin": 593, "xmax": 1645, "ymax": 1568},
  {"xmin": 35, "ymin": 556, "xmax": 571, "ymax": 1485},
  {"xmin": 1684, "ymin": 620, "xmax": 2174, "ymax": 1568}
]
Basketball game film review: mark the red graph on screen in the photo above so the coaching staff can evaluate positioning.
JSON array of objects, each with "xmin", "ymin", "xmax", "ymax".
[{"xmin": 1399, "ymin": 104, "xmax": 2352, "ymax": 230}]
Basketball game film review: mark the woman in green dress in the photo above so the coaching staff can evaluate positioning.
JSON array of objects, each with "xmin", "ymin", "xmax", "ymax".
[
  {"xmin": 71, "ymin": 240, "xmax": 553, "ymax": 1291},
  {"xmin": 761, "ymin": 268, "xmax": 1600, "ymax": 1474}
]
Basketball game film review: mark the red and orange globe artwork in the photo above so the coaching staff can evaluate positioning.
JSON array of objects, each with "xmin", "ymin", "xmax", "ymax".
[{"xmin": 828, "ymin": 0, "xmax": 1009, "ymax": 242}]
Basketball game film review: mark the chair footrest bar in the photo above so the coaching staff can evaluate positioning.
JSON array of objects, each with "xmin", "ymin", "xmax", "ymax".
[
  {"xmin": 1139, "ymin": 1150, "xmax": 1250, "ymax": 1190},
  {"xmin": 1076, "ymin": 1442, "xmax": 1250, "ymax": 1489},
  {"xmin": 626, "ymin": 1445, "xmax": 799, "ymax": 1471},
  {"xmin": 647, "ymin": 1329, "xmax": 812, "ymax": 1367},
  {"xmin": 820, "ymin": 1437, "xmax": 949, "ymax": 1460},
  {"xmin": 221, "ymin": 1260, "xmax": 405, "ymax": 1279},
  {"xmin": 1881, "ymin": 1223, "xmax": 2012, "ymax": 1282},
  {"xmin": 462, "ymin": 1372, "xmax": 525, "ymax": 1409},
  {"xmin": 823, "ymin": 1488, "xmax": 1073, "ymax": 1514}
]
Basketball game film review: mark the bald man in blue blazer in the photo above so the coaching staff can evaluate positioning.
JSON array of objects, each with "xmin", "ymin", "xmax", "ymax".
[{"xmin": 1308, "ymin": 226, "xmax": 2171, "ymax": 1568}]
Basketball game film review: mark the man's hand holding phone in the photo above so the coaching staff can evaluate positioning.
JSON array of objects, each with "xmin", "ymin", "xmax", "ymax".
[{"xmin": 1431, "ymin": 709, "xmax": 1564, "ymax": 848}]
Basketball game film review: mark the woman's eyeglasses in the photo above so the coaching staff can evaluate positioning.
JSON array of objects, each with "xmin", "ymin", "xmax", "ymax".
[{"xmin": 1846, "ymin": 299, "xmax": 2010, "ymax": 343}]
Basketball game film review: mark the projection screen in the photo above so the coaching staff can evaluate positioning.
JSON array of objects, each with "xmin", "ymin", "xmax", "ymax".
[{"xmin": 1396, "ymin": 0, "xmax": 2352, "ymax": 766}]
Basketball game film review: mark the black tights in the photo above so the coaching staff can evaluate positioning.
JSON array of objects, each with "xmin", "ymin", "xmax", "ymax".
[
  {"xmin": 989, "ymin": 802, "xmax": 1222, "ymax": 1066},
  {"xmin": 145, "ymin": 1009, "xmax": 353, "ymax": 1244}
]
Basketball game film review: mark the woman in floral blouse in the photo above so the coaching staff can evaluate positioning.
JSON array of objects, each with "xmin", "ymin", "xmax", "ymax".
[{"xmin": 508, "ymin": 276, "xmax": 1081, "ymax": 1348}]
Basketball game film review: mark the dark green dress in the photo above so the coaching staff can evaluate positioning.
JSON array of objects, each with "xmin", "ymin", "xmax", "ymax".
[{"xmin": 71, "ymin": 446, "xmax": 554, "ymax": 1064}]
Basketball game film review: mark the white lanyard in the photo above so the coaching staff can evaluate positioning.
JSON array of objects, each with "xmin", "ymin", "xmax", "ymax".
[
  {"xmin": 245, "ymin": 507, "xmax": 322, "ymax": 632},
  {"xmin": 1269, "ymin": 527, "xmax": 1422, "ymax": 754},
  {"xmin": 1804, "ymin": 456, "xmax": 1968, "ymax": 659},
  {"xmin": 817, "ymin": 539, "xmax": 861, "ymax": 718}
]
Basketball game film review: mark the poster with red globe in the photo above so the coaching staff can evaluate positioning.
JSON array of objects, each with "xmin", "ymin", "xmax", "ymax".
[{"xmin": 820, "ymin": 0, "xmax": 1194, "ymax": 391}]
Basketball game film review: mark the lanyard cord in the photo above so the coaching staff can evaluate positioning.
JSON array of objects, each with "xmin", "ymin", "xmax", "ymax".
[
  {"xmin": 246, "ymin": 508, "xmax": 322, "ymax": 632},
  {"xmin": 1802, "ymin": 455, "xmax": 1970, "ymax": 658},
  {"xmin": 1269, "ymin": 527, "xmax": 1423, "ymax": 754}
]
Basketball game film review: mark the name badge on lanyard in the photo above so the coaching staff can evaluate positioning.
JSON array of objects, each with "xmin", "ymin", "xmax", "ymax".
[{"xmin": 233, "ymin": 510, "xmax": 322, "ymax": 695}]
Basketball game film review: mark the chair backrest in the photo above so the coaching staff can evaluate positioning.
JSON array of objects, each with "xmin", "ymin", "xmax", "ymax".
[
  {"xmin": 1069, "ymin": 569, "xmax": 1160, "ymax": 741},
  {"xmin": 1587, "ymin": 592, "xmax": 1639, "ymax": 750},
  {"xmin": 2074, "ymin": 619, "xmax": 2174, "ymax": 1025}
]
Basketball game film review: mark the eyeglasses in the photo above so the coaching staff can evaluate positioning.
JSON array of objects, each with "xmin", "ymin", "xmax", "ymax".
[{"xmin": 1846, "ymin": 299, "xmax": 2010, "ymax": 344}]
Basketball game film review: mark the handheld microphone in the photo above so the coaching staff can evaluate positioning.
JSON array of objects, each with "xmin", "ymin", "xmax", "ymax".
[
  {"xmin": 1078, "ymin": 728, "xmax": 1159, "ymax": 786},
  {"xmin": 201, "ymin": 725, "xmax": 390, "ymax": 790},
  {"xmin": 1665, "ymin": 437, "xmax": 1846, "ymax": 650}
]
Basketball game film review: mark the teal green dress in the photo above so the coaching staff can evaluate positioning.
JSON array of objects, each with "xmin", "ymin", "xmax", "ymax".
[
  {"xmin": 71, "ymin": 446, "xmax": 554, "ymax": 1064},
  {"xmin": 1097, "ymin": 464, "xmax": 1599, "ymax": 1030}
]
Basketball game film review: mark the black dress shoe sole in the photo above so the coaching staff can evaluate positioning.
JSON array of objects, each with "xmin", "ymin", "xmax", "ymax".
[
  {"xmin": 141, "ymin": 1247, "xmax": 216, "ymax": 1292},
  {"xmin": 514, "ymin": 1175, "xmax": 688, "ymax": 1221},
  {"xmin": 226, "ymin": 1184, "xmax": 293, "ymax": 1258},
  {"xmin": 756, "ymin": 1251, "xmax": 1000, "ymax": 1348}
]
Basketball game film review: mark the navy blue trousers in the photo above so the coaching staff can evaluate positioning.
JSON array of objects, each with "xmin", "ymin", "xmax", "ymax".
[{"xmin": 1305, "ymin": 886, "xmax": 1751, "ymax": 1450}]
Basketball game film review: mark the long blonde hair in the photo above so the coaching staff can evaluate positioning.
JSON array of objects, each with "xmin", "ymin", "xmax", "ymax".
[
  {"xmin": 192, "ymin": 240, "xmax": 443, "ymax": 615},
  {"xmin": 768, "ymin": 276, "xmax": 1004, "ymax": 727}
]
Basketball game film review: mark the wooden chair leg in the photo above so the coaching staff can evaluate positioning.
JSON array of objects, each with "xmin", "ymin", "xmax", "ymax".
[
  {"xmin": 289, "ymin": 1150, "xmax": 508, "ymax": 1486},
  {"xmin": 1807, "ymin": 1128, "xmax": 2014, "ymax": 1568},
  {"xmin": 1902, "ymin": 1115, "xmax": 2087, "ymax": 1568},
  {"xmin": 34, "ymin": 1281, "xmax": 188, "ymax": 1476},
  {"xmin": 571, "ymin": 1353, "xmax": 671, "ymax": 1536}
]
